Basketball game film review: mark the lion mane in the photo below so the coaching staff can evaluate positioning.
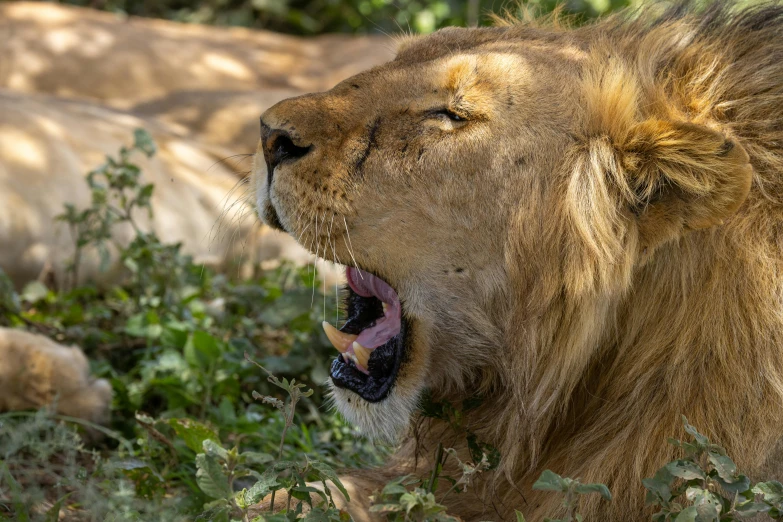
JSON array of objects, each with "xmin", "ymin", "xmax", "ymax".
[{"xmin": 254, "ymin": 2, "xmax": 783, "ymax": 520}]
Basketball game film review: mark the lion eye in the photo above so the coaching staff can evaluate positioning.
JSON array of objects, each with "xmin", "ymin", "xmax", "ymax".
[{"xmin": 431, "ymin": 108, "xmax": 465, "ymax": 122}]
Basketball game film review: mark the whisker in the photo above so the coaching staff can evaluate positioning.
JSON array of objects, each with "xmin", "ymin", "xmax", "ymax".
[
  {"xmin": 304, "ymin": 214, "xmax": 317, "ymax": 297},
  {"xmin": 210, "ymin": 182, "xmax": 254, "ymax": 246},
  {"xmin": 311, "ymin": 213, "xmax": 322, "ymax": 309},
  {"xmin": 328, "ymin": 216, "xmax": 343, "ymax": 326},
  {"xmin": 208, "ymin": 153, "xmax": 255, "ymax": 173},
  {"xmin": 208, "ymin": 178, "xmax": 249, "ymax": 244},
  {"xmin": 342, "ymin": 216, "xmax": 362, "ymax": 278}
]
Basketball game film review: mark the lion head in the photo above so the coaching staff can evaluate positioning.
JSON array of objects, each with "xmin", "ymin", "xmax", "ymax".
[{"xmin": 252, "ymin": 16, "xmax": 762, "ymax": 449}]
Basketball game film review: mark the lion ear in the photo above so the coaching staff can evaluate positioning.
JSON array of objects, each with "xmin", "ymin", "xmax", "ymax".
[{"xmin": 619, "ymin": 119, "xmax": 753, "ymax": 253}]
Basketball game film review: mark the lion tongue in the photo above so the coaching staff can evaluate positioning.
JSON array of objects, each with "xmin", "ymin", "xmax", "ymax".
[
  {"xmin": 321, "ymin": 268, "xmax": 402, "ymax": 373},
  {"xmin": 346, "ymin": 267, "xmax": 401, "ymax": 349}
]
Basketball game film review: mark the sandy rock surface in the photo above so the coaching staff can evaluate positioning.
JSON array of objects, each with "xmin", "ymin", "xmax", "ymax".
[{"xmin": 0, "ymin": 2, "xmax": 394, "ymax": 109}]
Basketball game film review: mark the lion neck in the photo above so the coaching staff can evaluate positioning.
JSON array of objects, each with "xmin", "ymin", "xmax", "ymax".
[{"xmin": 410, "ymin": 217, "xmax": 783, "ymax": 508}]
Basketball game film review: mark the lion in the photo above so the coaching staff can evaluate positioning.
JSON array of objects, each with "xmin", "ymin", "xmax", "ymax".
[
  {"xmin": 252, "ymin": 2, "xmax": 783, "ymax": 520},
  {"xmin": 0, "ymin": 327, "xmax": 112, "ymax": 424},
  {"xmin": 0, "ymin": 88, "xmax": 317, "ymax": 290}
]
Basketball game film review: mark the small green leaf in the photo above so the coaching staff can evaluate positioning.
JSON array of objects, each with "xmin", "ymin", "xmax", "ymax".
[
  {"xmin": 707, "ymin": 452, "xmax": 738, "ymax": 482},
  {"xmin": 309, "ymin": 458, "xmax": 350, "ymax": 502},
  {"xmin": 160, "ymin": 326, "xmax": 189, "ymax": 349},
  {"xmin": 241, "ymin": 451, "xmax": 274, "ymax": 465},
  {"xmin": 686, "ymin": 488, "xmax": 721, "ymax": 522},
  {"xmin": 184, "ymin": 331, "xmax": 222, "ymax": 367},
  {"xmin": 666, "ymin": 460, "xmax": 706, "ymax": 481},
  {"xmin": 168, "ymin": 418, "xmax": 219, "ymax": 454},
  {"xmin": 754, "ymin": 481, "xmax": 783, "ymax": 503},
  {"xmin": 675, "ymin": 505, "xmax": 698, "ymax": 522},
  {"xmin": 133, "ymin": 128, "xmax": 157, "ymax": 157},
  {"xmin": 735, "ymin": 502, "xmax": 771, "ymax": 518},
  {"xmin": 681, "ymin": 416, "xmax": 709, "ymax": 445},
  {"xmin": 381, "ymin": 483, "xmax": 410, "ymax": 497},
  {"xmin": 243, "ymin": 469, "xmax": 279, "ymax": 504},
  {"xmin": 195, "ymin": 453, "xmax": 231, "ymax": 500},
  {"xmin": 202, "ymin": 439, "xmax": 230, "ymax": 461},
  {"xmin": 252, "ymin": 390, "xmax": 285, "ymax": 410},
  {"xmin": 293, "ymin": 485, "xmax": 328, "ymax": 505},
  {"xmin": 515, "ymin": 510, "xmax": 527, "ymax": 522},
  {"xmin": 45, "ymin": 493, "xmax": 71, "ymax": 522},
  {"xmin": 643, "ymin": 475, "xmax": 673, "ymax": 506},
  {"xmin": 714, "ymin": 473, "xmax": 751, "ymax": 495},
  {"xmin": 574, "ymin": 482, "xmax": 613, "ymax": 501},
  {"xmin": 0, "ymin": 266, "xmax": 20, "ymax": 314},
  {"xmin": 136, "ymin": 183, "xmax": 155, "ymax": 207},
  {"xmin": 533, "ymin": 470, "xmax": 566, "ymax": 492}
]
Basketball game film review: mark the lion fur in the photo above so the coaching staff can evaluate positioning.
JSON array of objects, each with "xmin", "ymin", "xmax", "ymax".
[
  {"xmin": 253, "ymin": 2, "xmax": 783, "ymax": 520},
  {"xmin": 0, "ymin": 327, "xmax": 112, "ymax": 424}
]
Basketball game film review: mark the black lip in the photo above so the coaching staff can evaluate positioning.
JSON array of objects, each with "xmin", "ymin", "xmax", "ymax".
[
  {"xmin": 263, "ymin": 201, "xmax": 286, "ymax": 232},
  {"xmin": 329, "ymin": 287, "xmax": 408, "ymax": 403}
]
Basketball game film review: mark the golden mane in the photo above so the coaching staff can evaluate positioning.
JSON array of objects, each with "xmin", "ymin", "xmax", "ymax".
[
  {"xmin": 411, "ymin": 3, "xmax": 783, "ymax": 519},
  {"xmin": 252, "ymin": 3, "xmax": 783, "ymax": 519}
]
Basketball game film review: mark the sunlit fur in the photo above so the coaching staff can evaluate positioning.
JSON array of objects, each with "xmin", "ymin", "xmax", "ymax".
[
  {"xmin": 0, "ymin": 328, "xmax": 112, "ymax": 423},
  {"xmin": 254, "ymin": 3, "xmax": 783, "ymax": 520}
]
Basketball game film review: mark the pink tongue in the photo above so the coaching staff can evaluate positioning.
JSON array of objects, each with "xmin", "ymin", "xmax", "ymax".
[{"xmin": 346, "ymin": 267, "xmax": 402, "ymax": 349}]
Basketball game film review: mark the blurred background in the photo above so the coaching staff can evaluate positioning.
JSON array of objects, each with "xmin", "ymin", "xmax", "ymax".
[{"xmin": 45, "ymin": 0, "xmax": 634, "ymax": 34}]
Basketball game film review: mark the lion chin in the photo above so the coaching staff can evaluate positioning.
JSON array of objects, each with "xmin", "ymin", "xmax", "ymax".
[
  {"xmin": 252, "ymin": 3, "xmax": 783, "ymax": 521},
  {"xmin": 328, "ymin": 384, "xmax": 417, "ymax": 443}
]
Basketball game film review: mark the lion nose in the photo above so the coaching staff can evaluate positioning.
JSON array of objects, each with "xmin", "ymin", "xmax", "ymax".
[{"xmin": 261, "ymin": 126, "xmax": 312, "ymax": 180}]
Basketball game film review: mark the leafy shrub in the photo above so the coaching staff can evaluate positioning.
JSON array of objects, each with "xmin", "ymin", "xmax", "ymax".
[
  {"xmin": 643, "ymin": 416, "xmax": 783, "ymax": 521},
  {"xmin": 0, "ymin": 130, "xmax": 384, "ymax": 521}
]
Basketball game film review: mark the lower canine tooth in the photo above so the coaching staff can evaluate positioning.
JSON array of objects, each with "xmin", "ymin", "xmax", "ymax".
[
  {"xmin": 322, "ymin": 321, "xmax": 357, "ymax": 353},
  {"xmin": 352, "ymin": 341, "xmax": 371, "ymax": 368}
]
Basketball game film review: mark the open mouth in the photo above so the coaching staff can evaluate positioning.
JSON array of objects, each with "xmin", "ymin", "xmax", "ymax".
[{"xmin": 322, "ymin": 266, "xmax": 407, "ymax": 403}]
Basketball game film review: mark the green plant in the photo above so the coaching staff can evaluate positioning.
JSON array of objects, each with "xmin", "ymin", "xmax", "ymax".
[
  {"xmin": 56, "ymin": 128, "xmax": 156, "ymax": 292},
  {"xmin": 370, "ymin": 475, "xmax": 459, "ymax": 522},
  {"xmin": 643, "ymin": 416, "xmax": 783, "ymax": 521},
  {"xmin": 0, "ymin": 410, "xmax": 188, "ymax": 522},
  {"xmin": 237, "ymin": 354, "xmax": 350, "ymax": 520},
  {"xmin": 369, "ymin": 440, "xmax": 492, "ymax": 521},
  {"xmin": 528, "ymin": 470, "xmax": 612, "ymax": 522},
  {"xmin": 0, "ymin": 130, "xmax": 385, "ymax": 520}
]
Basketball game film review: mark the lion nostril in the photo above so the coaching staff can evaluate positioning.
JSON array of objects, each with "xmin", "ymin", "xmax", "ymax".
[{"xmin": 264, "ymin": 129, "xmax": 312, "ymax": 181}]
